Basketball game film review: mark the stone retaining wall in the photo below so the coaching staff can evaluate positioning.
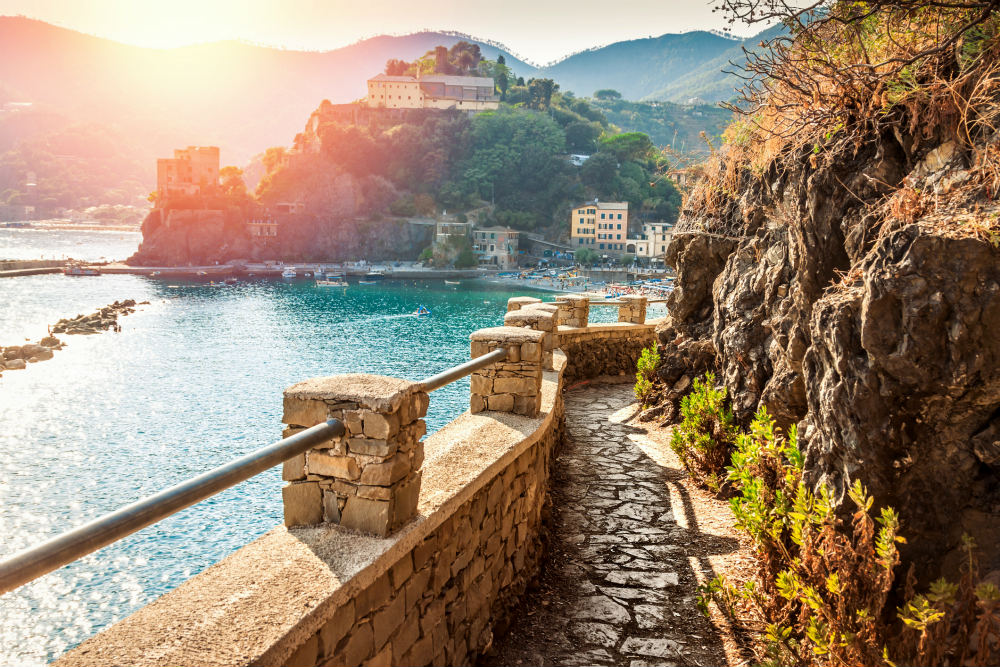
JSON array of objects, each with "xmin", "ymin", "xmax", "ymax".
[
  {"xmin": 560, "ymin": 321, "xmax": 660, "ymax": 383},
  {"xmin": 55, "ymin": 309, "xmax": 659, "ymax": 667}
]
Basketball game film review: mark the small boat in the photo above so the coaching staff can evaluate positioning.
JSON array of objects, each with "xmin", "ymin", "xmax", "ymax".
[
  {"xmin": 414, "ymin": 306, "xmax": 431, "ymax": 317},
  {"xmin": 224, "ymin": 277, "xmax": 238, "ymax": 285},
  {"xmin": 358, "ymin": 280, "xmax": 378, "ymax": 285},
  {"xmin": 63, "ymin": 263, "xmax": 101, "ymax": 276},
  {"xmin": 364, "ymin": 271, "xmax": 385, "ymax": 280},
  {"xmin": 149, "ymin": 271, "xmax": 161, "ymax": 277},
  {"xmin": 281, "ymin": 267, "xmax": 297, "ymax": 279},
  {"xmin": 302, "ymin": 271, "xmax": 313, "ymax": 278},
  {"xmin": 196, "ymin": 271, "xmax": 208, "ymax": 277},
  {"xmin": 444, "ymin": 280, "xmax": 460, "ymax": 285},
  {"xmin": 316, "ymin": 279, "xmax": 348, "ymax": 287}
]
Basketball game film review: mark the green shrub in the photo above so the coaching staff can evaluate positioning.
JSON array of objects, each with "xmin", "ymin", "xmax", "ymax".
[
  {"xmin": 634, "ymin": 342, "xmax": 660, "ymax": 407},
  {"xmin": 669, "ymin": 372, "xmax": 737, "ymax": 493},
  {"xmin": 699, "ymin": 407, "xmax": 1000, "ymax": 667}
]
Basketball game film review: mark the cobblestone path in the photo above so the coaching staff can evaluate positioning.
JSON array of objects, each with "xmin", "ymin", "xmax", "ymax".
[{"xmin": 485, "ymin": 382, "xmax": 740, "ymax": 666}]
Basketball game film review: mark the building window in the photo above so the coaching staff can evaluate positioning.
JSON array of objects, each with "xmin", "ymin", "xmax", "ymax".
[
  {"xmin": 599, "ymin": 243, "xmax": 605, "ymax": 249},
  {"xmin": 618, "ymin": 214, "xmax": 623, "ymax": 219},
  {"xmin": 617, "ymin": 234, "xmax": 621, "ymax": 240},
  {"xmin": 601, "ymin": 213, "xmax": 606, "ymax": 219},
  {"xmin": 617, "ymin": 224, "xmax": 622, "ymax": 229}
]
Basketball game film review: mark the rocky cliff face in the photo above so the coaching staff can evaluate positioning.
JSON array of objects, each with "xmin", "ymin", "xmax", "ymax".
[
  {"xmin": 128, "ymin": 208, "xmax": 256, "ymax": 266},
  {"xmin": 659, "ymin": 136, "xmax": 1000, "ymax": 577}
]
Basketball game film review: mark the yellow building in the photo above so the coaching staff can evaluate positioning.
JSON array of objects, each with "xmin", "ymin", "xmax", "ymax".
[
  {"xmin": 366, "ymin": 74, "xmax": 499, "ymax": 112},
  {"xmin": 156, "ymin": 146, "xmax": 219, "ymax": 202},
  {"xmin": 570, "ymin": 201, "xmax": 629, "ymax": 253}
]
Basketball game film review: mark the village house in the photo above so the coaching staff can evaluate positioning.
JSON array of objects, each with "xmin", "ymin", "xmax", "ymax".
[
  {"xmin": 366, "ymin": 74, "xmax": 499, "ymax": 112},
  {"xmin": 472, "ymin": 227, "xmax": 519, "ymax": 269},
  {"xmin": 570, "ymin": 200, "xmax": 629, "ymax": 252},
  {"xmin": 156, "ymin": 146, "xmax": 219, "ymax": 202},
  {"xmin": 570, "ymin": 200, "xmax": 674, "ymax": 262},
  {"xmin": 245, "ymin": 212, "xmax": 279, "ymax": 242},
  {"xmin": 434, "ymin": 219, "xmax": 474, "ymax": 246}
]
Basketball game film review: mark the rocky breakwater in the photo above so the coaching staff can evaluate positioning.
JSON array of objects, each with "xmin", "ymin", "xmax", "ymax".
[
  {"xmin": 1, "ymin": 299, "xmax": 147, "ymax": 376},
  {"xmin": 50, "ymin": 299, "xmax": 144, "ymax": 335},
  {"xmin": 658, "ymin": 132, "xmax": 1000, "ymax": 578}
]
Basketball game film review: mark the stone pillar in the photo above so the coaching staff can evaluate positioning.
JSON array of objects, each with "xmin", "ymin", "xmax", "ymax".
[
  {"xmin": 618, "ymin": 295, "xmax": 648, "ymax": 324},
  {"xmin": 504, "ymin": 308, "xmax": 556, "ymax": 371},
  {"xmin": 551, "ymin": 299, "xmax": 571, "ymax": 326},
  {"xmin": 506, "ymin": 296, "xmax": 542, "ymax": 313},
  {"xmin": 281, "ymin": 374, "xmax": 429, "ymax": 537},
  {"xmin": 469, "ymin": 326, "xmax": 545, "ymax": 417},
  {"xmin": 561, "ymin": 295, "xmax": 590, "ymax": 327}
]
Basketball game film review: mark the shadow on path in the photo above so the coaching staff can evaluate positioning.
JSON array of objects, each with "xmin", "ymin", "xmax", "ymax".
[{"xmin": 483, "ymin": 382, "xmax": 741, "ymax": 666}]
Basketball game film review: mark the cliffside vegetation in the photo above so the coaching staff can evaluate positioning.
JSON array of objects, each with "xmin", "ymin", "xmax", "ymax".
[{"xmin": 652, "ymin": 0, "xmax": 1000, "ymax": 664}]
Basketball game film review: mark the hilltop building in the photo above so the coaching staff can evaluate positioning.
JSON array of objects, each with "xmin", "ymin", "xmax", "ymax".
[
  {"xmin": 366, "ymin": 74, "xmax": 499, "ymax": 112},
  {"xmin": 156, "ymin": 146, "xmax": 220, "ymax": 202},
  {"xmin": 473, "ymin": 227, "xmax": 519, "ymax": 269}
]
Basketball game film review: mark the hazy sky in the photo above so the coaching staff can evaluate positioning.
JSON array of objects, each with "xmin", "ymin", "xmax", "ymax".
[{"xmin": 0, "ymin": 0, "xmax": 756, "ymax": 64}]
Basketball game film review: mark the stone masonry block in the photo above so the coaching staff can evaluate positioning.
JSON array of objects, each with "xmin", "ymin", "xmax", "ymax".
[
  {"xmin": 283, "ymin": 481, "xmax": 322, "ymax": 526},
  {"xmin": 493, "ymin": 376, "xmax": 538, "ymax": 395},
  {"xmin": 470, "ymin": 375, "xmax": 493, "ymax": 395},
  {"xmin": 308, "ymin": 451, "xmax": 361, "ymax": 481},
  {"xmin": 363, "ymin": 411, "xmax": 400, "ymax": 439},
  {"xmin": 348, "ymin": 437, "xmax": 397, "ymax": 457},
  {"xmin": 360, "ymin": 452, "xmax": 410, "ymax": 486},
  {"xmin": 520, "ymin": 341, "xmax": 541, "ymax": 362},
  {"xmin": 282, "ymin": 453, "xmax": 307, "ymax": 481},
  {"xmin": 486, "ymin": 394, "xmax": 515, "ymax": 411},
  {"xmin": 282, "ymin": 396, "xmax": 330, "ymax": 427},
  {"xmin": 340, "ymin": 495, "xmax": 391, "ymax": 535}
]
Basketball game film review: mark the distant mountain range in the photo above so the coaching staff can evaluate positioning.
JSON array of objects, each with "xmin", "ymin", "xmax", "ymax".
[{"xmin": 0, "ymin": 16, "xmax": 769, "ymax": 172}]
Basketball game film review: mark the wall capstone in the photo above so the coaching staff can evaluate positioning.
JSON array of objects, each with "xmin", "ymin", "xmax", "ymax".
[{"xmin": 506, "ymin": 296, "xmax": 541, "ymax": 313}]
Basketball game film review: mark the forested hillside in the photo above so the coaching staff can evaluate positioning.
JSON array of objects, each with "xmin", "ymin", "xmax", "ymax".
[
  {"xmin": 256, "ymin": 51, "xmax": 683, "ymax": 240},
  {"xmin": 589, "ymin": 97, "xmax": 733, "ymax": 152}
]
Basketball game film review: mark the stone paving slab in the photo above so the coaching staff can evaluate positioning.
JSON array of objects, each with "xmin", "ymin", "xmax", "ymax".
[{"xmin": 484, "ymin": 383, "xmax": 736, "ymax": 666}]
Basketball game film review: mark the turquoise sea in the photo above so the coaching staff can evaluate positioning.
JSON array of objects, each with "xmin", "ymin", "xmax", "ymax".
[{"xmin": 0, "ymin": 230, "xmax": 662, "ymax": 664}]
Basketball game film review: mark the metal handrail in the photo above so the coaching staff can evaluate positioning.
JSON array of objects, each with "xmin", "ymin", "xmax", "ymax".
[
  {"xmin": 418, "ymin": 347, "xmax": 506, "ymax": 392},
  {"xmin": 0, "ymin": 345, "xmax": 517, "ymax": 595},
  {"xmin": 0, "ymin": 419, "xmax": 345, "ymax": 595}
]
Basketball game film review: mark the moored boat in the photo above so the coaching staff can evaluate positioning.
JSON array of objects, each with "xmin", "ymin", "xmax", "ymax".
[
  {"xmin": 444, "ymin": 280, "xmax": 460, "ymax": 285},
  {"xmin": 63, "ymin": 263, "xmax": 101, "ymax": 276},
  {"xmin": 316, "ymin": 279, "xmax": 347, "ymax": 287},
  {"xmin": 281, "ymin": 267, "xmax": 297, "ymax": 279}
]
